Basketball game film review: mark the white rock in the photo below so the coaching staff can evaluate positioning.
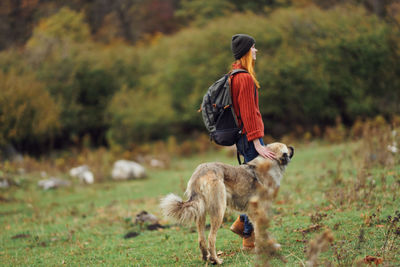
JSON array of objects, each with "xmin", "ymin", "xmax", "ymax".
[
  {"xmin": 111, "ymin": 160, "xmax": 146, "ymax": 180},
  {"xmin": 0, "ymin": 179, "xmax": 9, "ymax": 188},
  {"xmin": 80, "ymin": 171, "xmax": 94, "ymax": 184},
  {"xmin": 38, "ymin": 177, "xmax": 71, "ymax": 190},
  {"xmin": 150, "ymin": 158, "xmax": 165, "ymax": 168},
  {"xmin": 135, "ymin": 211, "xmax": 159, "ymax": 224},
  {"xmin": 69, "ymin": 165, "xmax": 94, "ymax": 184},
  {"xmin": 70, "ymin": 165, "xmax": 89, "ymax": 176}
]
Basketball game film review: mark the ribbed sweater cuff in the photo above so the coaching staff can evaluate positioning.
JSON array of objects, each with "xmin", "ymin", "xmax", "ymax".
[{"xmin": 246, "ymin": 130, "xmax": 264, "ymax": 142}]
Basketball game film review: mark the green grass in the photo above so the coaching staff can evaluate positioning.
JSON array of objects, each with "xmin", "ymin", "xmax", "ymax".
[{"xmin": 1, "ymin": 142, "xmax": 399, "ymax": 266}]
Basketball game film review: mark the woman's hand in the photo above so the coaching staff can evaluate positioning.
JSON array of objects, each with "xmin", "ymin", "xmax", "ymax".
[{"xmin": 253, "ymin": 138, "xmax": 276, "ymax": 160}]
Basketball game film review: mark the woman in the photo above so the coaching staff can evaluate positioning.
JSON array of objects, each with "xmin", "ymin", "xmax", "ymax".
[{"xmin": 229, "ymin": 34, "xmax": 276, "ymax": 249}]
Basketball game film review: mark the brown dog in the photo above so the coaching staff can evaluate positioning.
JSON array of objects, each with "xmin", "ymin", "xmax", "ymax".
[{"xmin": 160, "ymin": 142, "xmax": 294, "ymax": 264}]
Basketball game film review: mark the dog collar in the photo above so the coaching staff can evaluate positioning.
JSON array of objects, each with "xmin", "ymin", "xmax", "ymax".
[{"xmin": 244, "ymin": 164, "xmax": 261, "ymax": 184}]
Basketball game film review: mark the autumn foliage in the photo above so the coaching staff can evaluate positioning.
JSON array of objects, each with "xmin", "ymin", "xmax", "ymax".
[{"xmin": 0, "ymin": 2, "xmax": 399, "ymax": 152}]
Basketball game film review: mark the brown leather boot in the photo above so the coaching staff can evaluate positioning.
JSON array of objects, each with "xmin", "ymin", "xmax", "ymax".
[
  {"xmin": 230, "ymin": 216, "xmax": 244, "ymax": 237},
  {"xmin": 242, "ymin": 232, "xmax": 255, "ymax": 250}
]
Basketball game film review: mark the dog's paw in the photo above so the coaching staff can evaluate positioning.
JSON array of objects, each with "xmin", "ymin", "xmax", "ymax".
[
  {"xmin": 208, "ymin": 254, "xmax": 223, "ymax": 265},
  {"xmin": 202, "ymin": 252, "xmax": 210, "ymax": 261},
  {"xmin": 209, "ymin": 257, "xmax": 223, "ymax": 265}
]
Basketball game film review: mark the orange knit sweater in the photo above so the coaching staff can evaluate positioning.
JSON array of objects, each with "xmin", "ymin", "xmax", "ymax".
[{"xmin": 231, "ymin": 66, "xmax": 264, "ymax": 141}]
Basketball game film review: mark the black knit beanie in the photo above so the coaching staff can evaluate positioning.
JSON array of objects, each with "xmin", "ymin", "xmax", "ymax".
[{"xmin": 231, "ymin": 34, "xmax": 255, "ymax": 60}]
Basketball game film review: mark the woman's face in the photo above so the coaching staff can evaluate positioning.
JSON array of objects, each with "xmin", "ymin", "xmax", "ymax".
[{"xmin": 251, "ymin": 45, "xmax": 258, "ymax": 60}]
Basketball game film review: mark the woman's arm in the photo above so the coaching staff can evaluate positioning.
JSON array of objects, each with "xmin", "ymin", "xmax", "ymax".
[{"xmin": 235, "ymin": 74, "xmax": 276, "ymax": 160}]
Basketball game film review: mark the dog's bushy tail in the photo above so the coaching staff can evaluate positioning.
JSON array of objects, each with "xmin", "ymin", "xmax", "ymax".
[{"xmin": 160, "ymin": 193, "xmax": 204, "ymax": 224}]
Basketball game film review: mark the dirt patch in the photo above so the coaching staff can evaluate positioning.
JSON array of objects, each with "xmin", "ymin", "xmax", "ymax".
[
  {"xmin": 147, "ymin": 223, "xmax": 164, "ymax": 231},
  {"xmin": 11, "ymin": 234, "xmax": 31, "ymax": 239}
]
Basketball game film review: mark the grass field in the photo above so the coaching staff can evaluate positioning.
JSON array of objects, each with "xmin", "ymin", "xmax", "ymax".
[{"xmin": 1, "ymin": 141, "xmax": 399, "ymax": 266}]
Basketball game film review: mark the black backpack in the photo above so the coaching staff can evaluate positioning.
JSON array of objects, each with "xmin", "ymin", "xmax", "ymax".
[{"xmin": 199, "ymin": 69, "xmax": 247, "ymax": 146}]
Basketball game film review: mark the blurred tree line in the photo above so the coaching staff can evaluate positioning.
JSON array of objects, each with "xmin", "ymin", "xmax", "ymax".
[{"xmin": 0, "ymin": 0, "xmax": 399, "ymax": 153}]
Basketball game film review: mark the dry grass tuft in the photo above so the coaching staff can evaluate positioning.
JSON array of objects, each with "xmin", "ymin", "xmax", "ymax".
[
  {"xmin": 306, "ymin": 229, "xmax": 334, "ymax": 267},
  {"xmin": 324, "ymin": 117, "xmax": 347, "ymax": 143},
  {"xmin": 359, "ymin": 116, "xmax": 398, "ymax": 169},
  {"xmin": 324, "ymin": 116, "xmax": 400, "ymax": 209},
  {"xmin": 249, "ymin": 185, "xmax": 286, "ymax": 266}
]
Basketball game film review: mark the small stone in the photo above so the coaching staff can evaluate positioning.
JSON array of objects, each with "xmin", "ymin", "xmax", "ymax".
[
  {"xmin": 38, "ymin": 177, "xmax": 71, "ymax": 190},
  {"xmin": 150, "ymin": 158, "xmax": 165, "ymax": 168},
  {"xmin": 111, "ymin": 160, "xmax": 146, "ymax": 180},
  {"xmin": 69, "ymin": 165, "xmax": 94, "ymax": 184},
  {"xmin": 0, "ymin": 179, "xmax": 9, "ymax": 189},
  {"xmin": 135, "ymin": 211, "xmax": 159, "ymax": 224}
]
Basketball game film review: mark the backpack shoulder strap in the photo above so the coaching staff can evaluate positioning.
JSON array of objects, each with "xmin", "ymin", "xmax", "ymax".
[
  {"xmin": 228, "ymin": 68, "xmax": 248, "ymax": 92},
  {"xmin": 227, "ymin": 69, "xmax": 247, "ymax": 137},
  {"xmin": 229, "ymin": 68, "xmax": 248, "ymax": 76}
]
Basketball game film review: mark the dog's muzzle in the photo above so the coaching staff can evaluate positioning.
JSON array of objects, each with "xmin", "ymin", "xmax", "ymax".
[{"xmin": 279, "ymin": 153, "xmax": 291, "ymax": 165}]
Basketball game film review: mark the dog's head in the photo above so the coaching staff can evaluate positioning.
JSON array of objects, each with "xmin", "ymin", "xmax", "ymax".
[
  {"xmin": 266, "ymin": 142, "xmax": 294, "ymax": 166},
  {"xmin": 247, "ymin": 142, "xmax": 294, "ymax": 168},
  {"xmin": 247, "ymin": 142, "xmax": 294, "ymax": 188}
]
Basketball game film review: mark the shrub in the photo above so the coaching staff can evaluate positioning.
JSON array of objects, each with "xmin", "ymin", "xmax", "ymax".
[
  {"xmin": 106, "ymin": 86, "xmax": 175, "ymax": 145},
  {"xmin": 0, "ymin": 71, "xmax": 60, "ymax": 149},
  {"xmin": 2, "ymin": 4, "xmax": 399, "ymax": 149},
  {"xmin": 25, "ymin": 7, "xmax": 90, "ymax": 64},
  {"xmin": 22, "ymin": 7, "xmax": 124, "ymax": 148},
  {"xmin": 258, "ymin": 5, "xmax": 397, "ymax": 132}
]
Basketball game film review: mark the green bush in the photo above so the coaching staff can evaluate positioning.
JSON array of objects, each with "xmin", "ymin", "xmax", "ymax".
[
  {"xmin": 0, "ymin": 71, "xmax": 60, "ymax": 148},
  {"xmin": 257, "ymin": 5, "xmax": 397, "ymax": 134},
  {"xmin": 23, "ymin": 8, "xmax": 124, "ymax": 147},
  {"xmin": 107, "ymin": 86, "xmax": 174, "ymax": 144},
  {"xmin": 1, "ymin": 4, "xmax": 399, "ymax": 149}
]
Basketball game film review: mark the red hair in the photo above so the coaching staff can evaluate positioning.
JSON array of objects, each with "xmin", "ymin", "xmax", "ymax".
[{"xmin": 231, "ymin": 49, "xmax": 260, "ymax": 89}]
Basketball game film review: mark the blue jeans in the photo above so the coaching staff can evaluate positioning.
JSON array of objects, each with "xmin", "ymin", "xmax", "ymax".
[
  {"xmin": 236, "ymin": 135, "xmax": 265, "ymax": 163},
  {"xmin": 236, "ymin": 135, "xmax": 265, "ymax": 236}
]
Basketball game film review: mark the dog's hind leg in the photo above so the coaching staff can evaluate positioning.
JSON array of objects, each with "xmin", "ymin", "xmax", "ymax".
[
  {"xmin": 196, "ymin": 214, "xmax": 208, "ymax": 261},
  {"xmin": 207, "ymin": 181, "xmax": 226, "ymax": 265}
]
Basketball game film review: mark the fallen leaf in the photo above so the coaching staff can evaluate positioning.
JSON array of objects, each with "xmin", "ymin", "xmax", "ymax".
[
  {"xmin": 376, "ymin": 225, "xmax": 385, "ymax": 228},
  {"xmin": 295, "ymin": 224, "xmax": 322, "ymax": 233},
  {"xmin": 11, "ymin": 234, "xmax": 31, "ymax": 239},
  {"xmin": 323, "ymin": 205, "xmax": 334, "ymax": 211},
  {"xmin": 363, "ymin": 255, "xmax": 383, "ymax": 265}
]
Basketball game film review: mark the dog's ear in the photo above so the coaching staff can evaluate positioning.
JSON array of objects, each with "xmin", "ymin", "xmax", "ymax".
[{"xmin": 288, "ymin": 146, "xmax": 294, "ymax": 159}]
